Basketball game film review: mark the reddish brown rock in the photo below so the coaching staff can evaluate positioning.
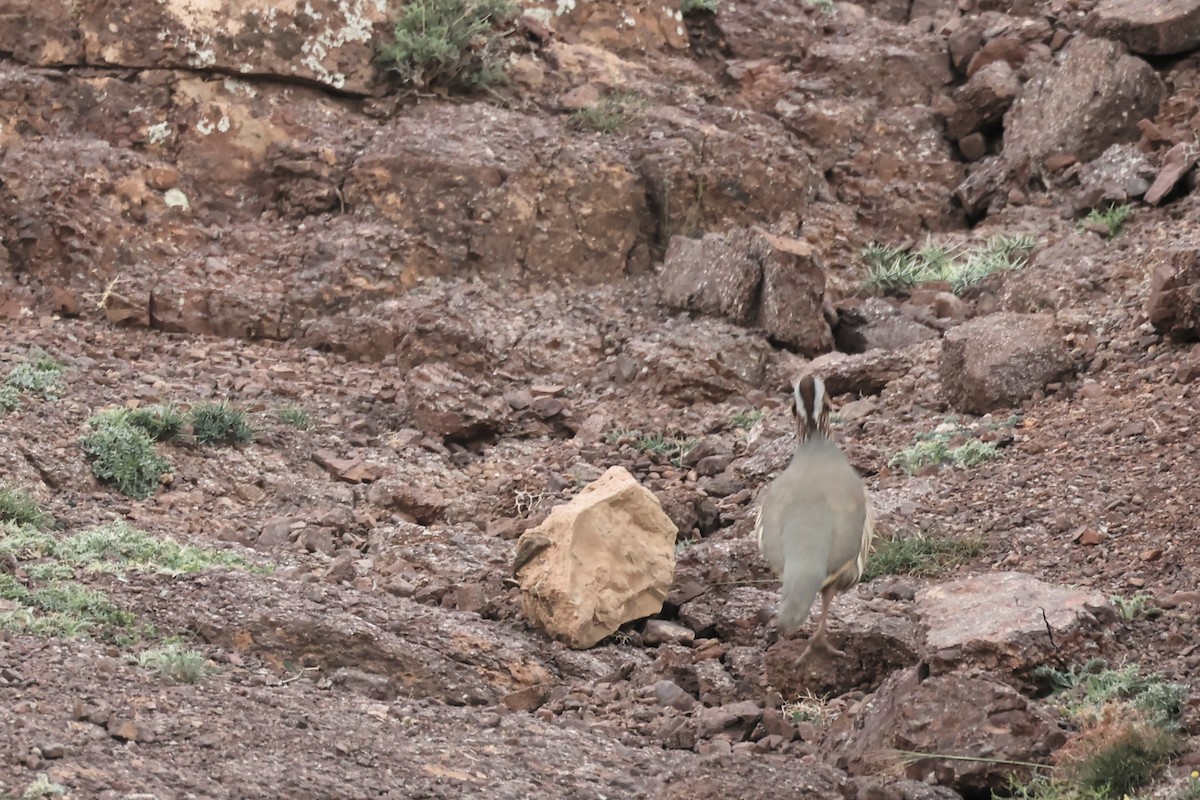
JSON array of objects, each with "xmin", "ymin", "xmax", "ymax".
[
  {"xmin": 79, "ymin": 0, "xmax": 388, "ymax": 93},
  {"xmin": 948, "ymin": 61, "xmax": 1020, "ymax": 140},
  {"xmin": 940, "ymin": 313, "xmax": 1075, "ymax": 413},
  {"xmin": 1004, "ymin": 37, "xmax": 1165, "ymax": 175},
  {"xmin": 823, "ymin": 667, "xmax": 1066, "ymax": 794},
  {"xmin": 659, "ymin": 230, "xmax": 763, "ymax": 324},
  {"xmin": 1087, "ymin": 0, "xmax": 1200, "ymax": 56},
  {"xmin": 1148, "ymin": 248, "xmax": 1200, "ymax": 341},
  {"xmin": 1144, "ymin": 142, "xmax": 1200, "ymax": 205},
  {"xmin": 758, "ymin": 234, "xmax": 835, "ymax": 355}
]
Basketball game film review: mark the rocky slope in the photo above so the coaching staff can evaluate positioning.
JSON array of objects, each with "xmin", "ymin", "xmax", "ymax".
[{"xmin": 2, "ymin": 0, "xmax": 1200, "ymax": 797}]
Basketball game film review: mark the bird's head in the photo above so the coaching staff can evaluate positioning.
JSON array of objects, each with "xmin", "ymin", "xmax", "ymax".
[{"xmin": 792, "ymin": 374, "xmax": 832, "ymax": 441}]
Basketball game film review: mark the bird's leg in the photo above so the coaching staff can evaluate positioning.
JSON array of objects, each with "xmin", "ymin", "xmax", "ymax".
[{"xmin": 796, "ymin": 587, "xmax": 845, "ymax": 664}]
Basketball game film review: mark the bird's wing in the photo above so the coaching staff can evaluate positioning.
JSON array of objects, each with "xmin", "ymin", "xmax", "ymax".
[{"xmin": 776, "ymin": 503, "xmax": 835, "ymax": 635}]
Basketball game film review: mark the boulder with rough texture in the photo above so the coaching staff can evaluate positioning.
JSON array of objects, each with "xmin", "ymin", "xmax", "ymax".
[
  {"xmin": 940, "ymin": 313, "xmax": 1075, "ymax": 413},
  {"xmin": 406, "ymin": 363, "xmax": 511, "ymax": 443},
  {"xmin": 799, "ymin": 350, "xmax": 914, "ymax": 397},
  {"xmin": 835, "ymin": 298, "xmax": 940, "ymax": 354},
  {"xmin": 758, "ymin": 233, "xmax": 835, "ymax": 355},
  {"xmin": 80, "ymin": 0, "xmax": 388, "ymax": 93},
  {"xmin": 823, "ymin": 667, "xmax": 1067, "ymax": 795},
  {"xmin": 1086, "ymin": 0, "xmax": 1200, "ymax": 56},
  {"xmin": 948, "ymin": 60, "xmax": 1020, "ymax": 141},
  {"xmin": 659, "ymin": 230, "xmax": 763, "ymax": 324},
  {"xmin": 1073, "ymin": 143, "xmax": 1156, "ymax": 211},
  {"xmin": 514, "ymin": 466, "xmax": 677, "ymax": 649},
  {"xmin": 1003, "ymin": 37, "xmax": 1165, "ymax": 175},
  {"xmin": 1148, "ymin": 248, "xmax": 1200, "ymax": 341},
  {"xmin": 917, "ymin": 571, "xmax": 1115, "ymax": 677}
]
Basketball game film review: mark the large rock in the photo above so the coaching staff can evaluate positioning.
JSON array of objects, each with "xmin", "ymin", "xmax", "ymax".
[
  {"xmin": 939, "ymin": 313, "xmax": 1075, "ymax": 413},
  {"xmin": 345, "ymin": 103, "xmax": 652, "ymax": 287},
  {"xmin": 658, "ymin": 228, "xmax": 833, "ymax": 355},
  {"xmin": 621, "ymin": 317, "xmax": 773, "ymax": 404},
  {"xmin": 659, "ymin": 230, "xmax": 762, "ymax": 324},
  {"xmin": 822, "ymin": 667, "xmax": 1067, "ymax": 795},
  {"xmin": 79, "ymin": 0, "xmax": 387, "ymax": 93},
  {"xmin": 1148, "ymin": 248, "xmax": 1200, "ymax": 341},
  {"xmin": 406, "ymin": 363, "xmax": 511, "ymax": 443},
  {"xmin": 947, "ymin": 60, "xmax": 1020, "ymax": 141},
  {"xmin": 514, "ymin": 466, "xmax": 678, "ymax": 648},
  {"xmin": 799, "ymin": 350, "xmax": 914, "ymax": 397},
  {"xmin": 917, "ymin": 572, "xmax": 1115, "ymax": 678},
  {"xmin": 1003, "ymin": 37, "xmax": 1165, "ymax": 176},
  {"xmin": 835, "ymin": 298, "xmax": 940, "ymax": 354},
  {"xmin": 1086, "ymin": 0, "xmax": 1200, "ymax": 56}
]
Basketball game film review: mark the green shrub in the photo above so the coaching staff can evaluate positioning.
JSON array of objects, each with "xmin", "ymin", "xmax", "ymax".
[
  {"xmin": 125, "ymin": 404, "xmax": 186, "ymax": 442},
  {"xmin": 378, "ymin": 0, "xmax": 516, "ymax": 91},
  {"xmin": 0, "ymin": 384, "xmax": 18, "ymax": 412},
  {"xmin": 4, "ymin": 352, "xmax": 65, "ymax": 399},
  {"xmin": 82, "ymin": 417, "xmax": 171, "ymax": 499},
  {"xmin": 189, "ymin": 401, "xmax": 253, "ymax": 446},
  {"xmin": 0, "ymin": 486, "xmax": 50, "ymax": 529},
  {"xmin": 681, "ymin": 0, "xmax": 718, "ymax": 14}
]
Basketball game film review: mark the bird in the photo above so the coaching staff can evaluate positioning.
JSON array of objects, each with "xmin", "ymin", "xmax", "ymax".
[{"xmin": 752, "ymin": 373, "xmax": 875, "ymax": 663}]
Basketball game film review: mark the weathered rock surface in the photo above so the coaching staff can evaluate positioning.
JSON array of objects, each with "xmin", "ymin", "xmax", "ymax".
[
  {"xmin": 823, "ymin": 667, "xmax": 1067, "ymax": 795},
  {"xmin": 939, "ymin": 313, "xmax": 1075, "ymax": 413},
  {"xmin": 1003, "ymin": 37, "xmax": 1165, "ymax": 176},
  {"xmin": 917, "ymin": 571, "xmax": 1115, "ymax": 678},
  {"xmin": 798, "ymin": 350, "xmax": 914, "ymax": 397},
  {"xmin": 836, "ymin": 298, "xmax": 940, "ymax": 354},
  {"xmin": 660, "ymin": 230, "xmax": 763, "ymax": 324},
  {"xmin": 947, "ymin": 60, "xmax": 1020, "ymax": 141},
  {"xmin": 1086, "ymin": 0, "xmax": 1200, "ymax": 56},
  {"xmin": 514, "ymin": 466, "xmax": 677, "ymax": 648},
  {"xmin": 406, "ymin": 363, "xmax": 511, "ymax": 443},
  {"xmin": 1148, "ymin": 248, "xmax": 1200, "ymax": 341}
]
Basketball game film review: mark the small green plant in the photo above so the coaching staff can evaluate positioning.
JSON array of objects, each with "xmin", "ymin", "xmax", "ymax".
[
  {"xmin": 377, "ymin": 0, "xmax": 516, "ymax": 92},
  {"xmin": 125, "ymin": 404, "xmax": 186, "ymax": 442},
  {"xmin": 0, "ymin": 384, "xmax": 18, "ymax": 413},
  {"xmin": 572, "ymin": 92, "xmax": 647, "ymax": 134},
  {"xmin": 889, "ymin": 424, "xmax": 1002, "ymax": 474},
  {"xmin": 82, "ymin": 414, "xmax": 171, "ymax": 499},
  {"xmin": 804, "ymin": 0, "xmax": 835, "ymax": 11},
  {"xmin": 189, "ymin": 401, "xmax": 253, "ymax": 446},
  {"xmin": 56, "ymin": 522, "xmax": 258, "ymax": 576},
  {"xmin": 4, "ymin": 351, "xmax": 65, "ymax": 399},
  {"xmin": 675, "ymin": 535, "xmax": 697, "ymax": 551},
  {"xmin": 0, "ymin": 574, "xmax": 134, "ymax": 638},
  {"xmin": 861, "ymin": 531, "xmax": 985, "ymax": 581},
  {"xmin": 731, "ymin": 409, "xmax": 766, "ymax": 431},
  {"xmin": 0, "ymin": 485, "xmax": 50, "ymax": 529},
  {"xmin": 1110, "ymin": 593, "xmax": 1161, "ymax": 622},
  {"xmin": 1036, "ymin": 660, "xmax": 1186, "ymax": 731},
  {"xmin": 862, "ymin": 234, "xmax": 1037, "ymax": 296},
  {"xmin": 139, "ymin": 641, "xmax": 210, "ymax": 683},
  {"xmin": 1180, "ymin": 771, "xmax": 1200, "ymax": 800},
  {"xmin": 20, "ymin": 774, "xmax": 66, "ymax": 799},
  {"xmin": 1079, "ymin": 204, "xmax": 1132, "ymax": 239},
  {"xmin": 634, "ymin": 432, "xmax": 697, "ymax": 468},
  {"xmin": 276, "ymin": 405, "xmax": 313, "ymax": 431},
  {"xmin": 681, "ymin": 0, "xmax": 718, "ymax": 14}
]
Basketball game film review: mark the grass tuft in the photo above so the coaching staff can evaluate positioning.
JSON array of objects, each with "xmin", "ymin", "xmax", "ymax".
[
  {"xmin": 731, "ymin": 409, "xmax": 766, "ymax": 432},
  {"xmin": 276, "ymin": 405, "xmax": 313, "ymax": 431},
  {"xmin": 861, "ymin": 531, "xmax": 985, "ymax": 581},
  {"xmin": 1079, "ymin": 204, "xmax": 1132, "ymax": 239},
  {"xmin": 4, "ymin": 351, "xmax": 65, "ymax": 399},
  {"xmin": 139, "ymin": 641, "xmax": 210, "ymax": 683},
  {"xmin": 862, "ymin": 234, "xmax": 1038, "ymax": 296},
  {"xmin": 189, "ymin": 401, "xmax": 253, "ymax": 446},
  {"xmin": 0, "ymin": 486, "xmax": 50, "ymax": 529},
  {"xmin": 572, "ymin": 92, "xmax": 648, "ymax": 134}
]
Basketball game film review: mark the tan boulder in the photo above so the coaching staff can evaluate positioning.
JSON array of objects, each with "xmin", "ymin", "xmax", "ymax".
[{"xmin": 514, "ymin": 466, "xmax": 677, "ymax": 649}]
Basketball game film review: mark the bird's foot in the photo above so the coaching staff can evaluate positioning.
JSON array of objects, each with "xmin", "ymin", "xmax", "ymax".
[{"xmin": 795, "ymin": 637, "xmax": 844, "ymax": 665}]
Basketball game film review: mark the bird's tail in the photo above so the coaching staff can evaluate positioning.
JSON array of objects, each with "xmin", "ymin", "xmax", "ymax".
[{"xmin": 777, "ymin": 515, "xmax": 833, "ymax": 635}]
